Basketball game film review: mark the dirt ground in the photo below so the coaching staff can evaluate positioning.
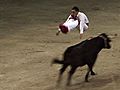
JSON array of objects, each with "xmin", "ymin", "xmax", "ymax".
[{"xmin": 0, "ymin": 0, "xmax": 120, "ymax": 90}]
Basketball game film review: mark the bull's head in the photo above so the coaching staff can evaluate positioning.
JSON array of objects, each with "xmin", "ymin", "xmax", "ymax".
[{"xmin": 99, "ymin": 33, "xmax": 111, "ymax": 49}]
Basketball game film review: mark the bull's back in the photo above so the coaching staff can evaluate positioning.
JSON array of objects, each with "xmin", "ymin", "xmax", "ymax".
[{"xmin": 63, "ymin": 38, "xmax": 101, "ymax": 66}]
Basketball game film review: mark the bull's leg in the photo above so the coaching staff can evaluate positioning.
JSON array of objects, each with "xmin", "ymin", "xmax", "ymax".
[
  {"xmin": 67, "ymin": 66, "xmax": 77, "ymax": 86},
  {"xmin": 57, "ymin": 64, "xmax": 68, "ymax": 84},
  {"xmin": 89, "ymin": 64, "xmax": 96, "ymax": 75},
  {"xmin": 85, "ymin": 63, "xmax": 94, "ymax": 82},
  {"xmin": 85, "ymin": 69, "xmax": 90, "ymax": 82},
  {"xmin": 85, "ymin": 64, "xmax": 96, "ymax": 82},
  {"xmin": 91, "ymin": 70, "xmax": 96, "ymax": 75},
  {"xmin": 88, "ymin": 61, "xmax": 96, "ymax": 75}
]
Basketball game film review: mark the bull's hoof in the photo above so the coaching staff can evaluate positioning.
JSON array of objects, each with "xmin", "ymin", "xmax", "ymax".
[
  {"xmin": 91, "ymin": 72, "xmax": 96, "ymax": 75},
  {"xmin": 66, "ymin": 82, "xmax": 70, "ymax": 86},
  {"xmin": 85, "ymin": 79, "xmax": 89, "ymax": 82}
]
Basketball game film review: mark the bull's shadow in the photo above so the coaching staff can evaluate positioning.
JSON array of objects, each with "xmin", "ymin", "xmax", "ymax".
[{"xmin": 69, "ymin": 73, "xmax": 120, "ymax": 89}]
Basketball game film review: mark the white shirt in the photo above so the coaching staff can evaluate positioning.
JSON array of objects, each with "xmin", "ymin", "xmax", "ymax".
[
  {"xmin": 77, "ymin": 12, "xmax": 89, "ymax": 34},
  {"xmin": 77, "ymin": 12, "xmax": 89, "ymax": 24}
]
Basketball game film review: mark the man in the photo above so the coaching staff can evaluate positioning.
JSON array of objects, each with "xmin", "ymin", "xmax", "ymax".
[{"xmin": 56, "ymin": 6, "xmax": 89, "ymax": 39}]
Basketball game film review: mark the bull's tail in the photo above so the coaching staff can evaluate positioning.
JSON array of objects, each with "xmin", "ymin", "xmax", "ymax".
[{"xmin": 51, "ymin": 58, "xmax": 64, "ymax": 66}]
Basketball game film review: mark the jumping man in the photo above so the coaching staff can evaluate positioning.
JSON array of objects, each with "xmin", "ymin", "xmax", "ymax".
[{"xmin": 56, "ymin": 6, "xmax": 89, "ymax": 39}]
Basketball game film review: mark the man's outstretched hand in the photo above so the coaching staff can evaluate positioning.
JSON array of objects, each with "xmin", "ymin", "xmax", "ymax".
[{"xmin": 80, "ymin": 34, "xmax": 83, "ymax": 39}]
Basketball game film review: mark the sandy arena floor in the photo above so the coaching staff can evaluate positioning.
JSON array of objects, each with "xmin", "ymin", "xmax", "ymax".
[{"xmin": 0, "ymin": 0, "xmax": 120, "ymax": 90}]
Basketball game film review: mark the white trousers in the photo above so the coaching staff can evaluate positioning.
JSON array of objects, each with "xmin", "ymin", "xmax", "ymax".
[
  {"xmin": 63, "ymin": 19, "xmax": 79, "ymax": 31},
  {"xmin": 63, "ymin": 19, "xmax": 88, "ymax": 33}
]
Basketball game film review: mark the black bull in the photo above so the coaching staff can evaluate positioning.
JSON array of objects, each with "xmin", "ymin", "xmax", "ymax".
[{"xmin": 52, "ymin": 33, "xmax": 111, "ymax": 86}]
